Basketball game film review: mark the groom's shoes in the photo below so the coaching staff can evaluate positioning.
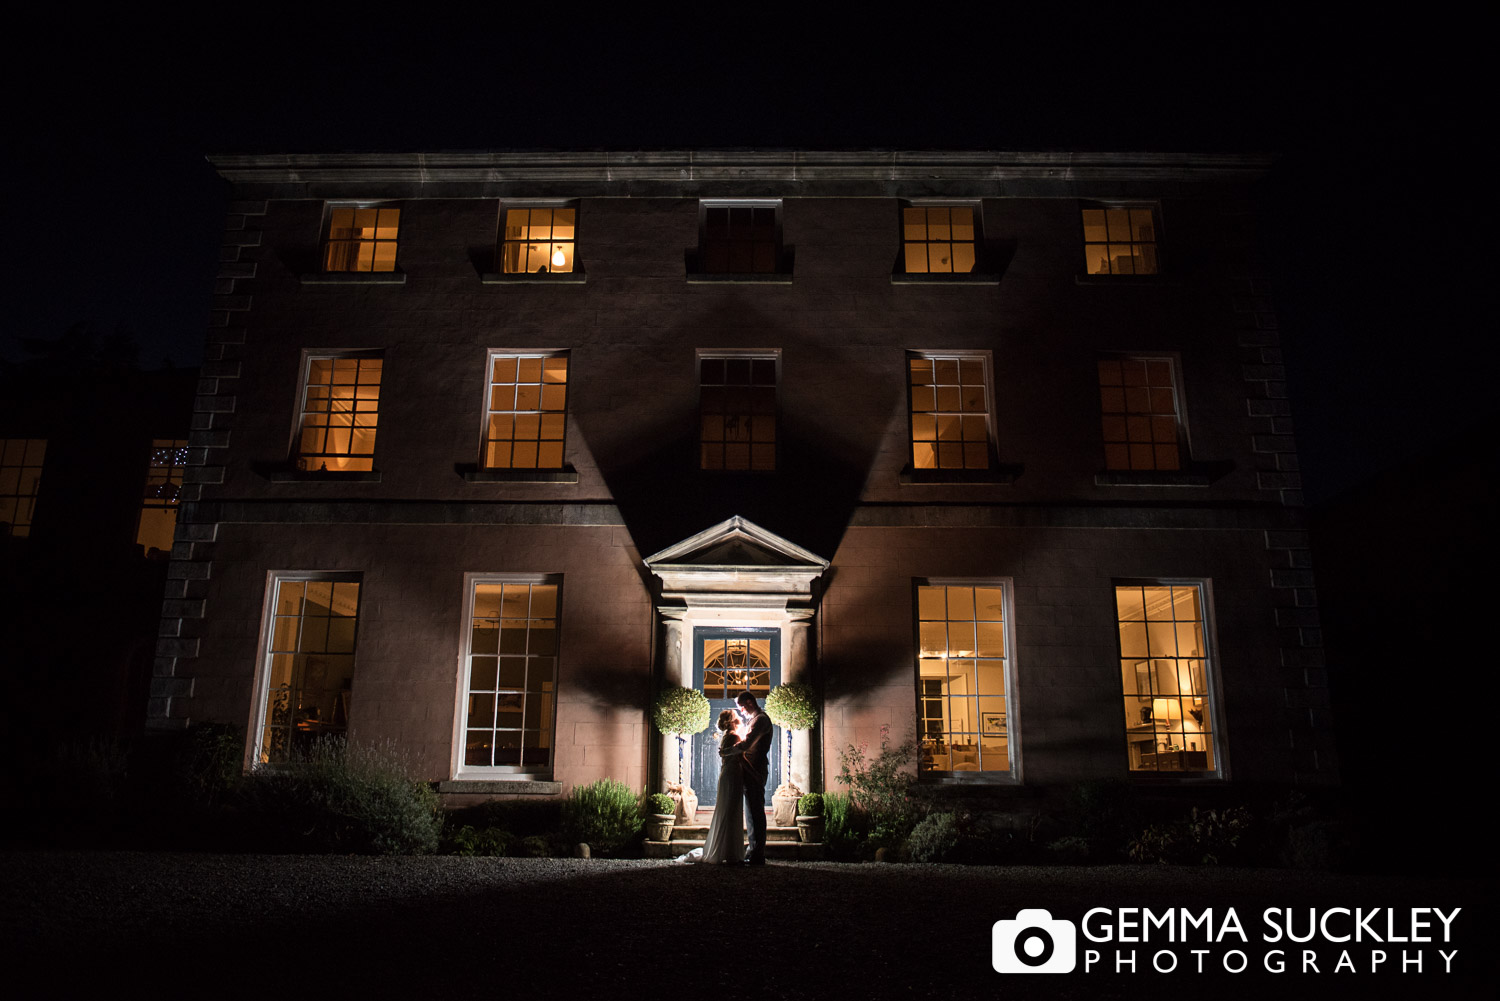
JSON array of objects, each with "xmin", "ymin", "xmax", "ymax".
[{"xmin": 744, "ymin": 854, "xmax": 766, "ymax": 866}]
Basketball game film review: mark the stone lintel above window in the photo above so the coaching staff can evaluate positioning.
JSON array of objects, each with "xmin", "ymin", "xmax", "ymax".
[{"xmin": 901, "ymin": 464, "xmax": 1022, "ymax": 485}]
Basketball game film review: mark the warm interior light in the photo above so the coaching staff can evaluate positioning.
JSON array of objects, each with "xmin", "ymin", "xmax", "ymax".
[{"xmin": 552, "ymin": 248, "xmax": 566, "ymax": 268}]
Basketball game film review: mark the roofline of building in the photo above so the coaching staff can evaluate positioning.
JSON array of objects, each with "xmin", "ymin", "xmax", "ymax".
[{"xmin": 207, "ymin": 150, "xmax": 1273, "ymax": 193}]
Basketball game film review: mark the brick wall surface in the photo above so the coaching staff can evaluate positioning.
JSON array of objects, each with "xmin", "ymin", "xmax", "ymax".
[{"xmin": 159, "ymin": 160, "xmax": 1334, "ymax": 793}]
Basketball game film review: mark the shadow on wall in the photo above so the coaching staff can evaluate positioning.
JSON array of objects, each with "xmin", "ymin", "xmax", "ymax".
[{"xmin": 572, "ymin": 297, "xmax": 896, "ymax": 563}]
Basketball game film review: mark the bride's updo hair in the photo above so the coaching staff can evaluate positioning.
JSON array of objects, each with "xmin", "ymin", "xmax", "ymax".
[{"xmin": 716, "ymin": 709, "xmax": 737, "ymax": 733}]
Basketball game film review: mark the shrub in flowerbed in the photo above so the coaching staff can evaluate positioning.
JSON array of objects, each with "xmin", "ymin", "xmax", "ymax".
[
  {"xmin": 238, "ymin": 737, "xmax": 441, "ymax": 854},
  {"xmin": 448, "ymin": 825, "xmax": 517, "ymax": 856},
  {"xmin": 1127, "ymin": 806, "xmax": 1251, "ymax": 865},
  {"xmin": 561, "ymin": 777, "xmax": 643, "ymax": 856},
  {"xmin": 906, "ymin": 812, "xmax": 961, "ymax": 863}
]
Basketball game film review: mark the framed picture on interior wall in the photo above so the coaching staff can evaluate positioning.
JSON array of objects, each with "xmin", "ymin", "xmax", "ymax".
[{"xmin": 982, "ymin": 712, "xmax": 1006, "ymax": 736}]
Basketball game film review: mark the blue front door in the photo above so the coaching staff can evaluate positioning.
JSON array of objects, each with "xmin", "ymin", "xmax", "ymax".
[{"xmin": 692, "ymin": 628, "xmax": 780, "ymax": 807}]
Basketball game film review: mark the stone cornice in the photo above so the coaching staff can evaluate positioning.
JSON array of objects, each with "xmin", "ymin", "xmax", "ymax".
[{"xmin": 207, "ymin": 150, "xmax": 1273, "ymax": 199}]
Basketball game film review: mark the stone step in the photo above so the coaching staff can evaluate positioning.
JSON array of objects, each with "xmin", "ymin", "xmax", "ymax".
[
  {"xmin": 671, "ymin": 824, "xmax": 801, "ymax": 843},
  {"xmin": 644, "ymin": 839, "xmax": 823, "ymax": 860}
]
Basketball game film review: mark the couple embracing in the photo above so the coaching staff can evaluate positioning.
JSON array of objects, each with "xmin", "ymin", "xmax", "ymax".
[{"xmin": 679, "ymin": 691, "xmax": 771, "ymax": 866}]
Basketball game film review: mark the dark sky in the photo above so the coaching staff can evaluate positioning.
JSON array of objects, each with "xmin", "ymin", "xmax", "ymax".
[{"xmin": 3, "ymin": 10, "xmax": 1488, "ymax": 504}]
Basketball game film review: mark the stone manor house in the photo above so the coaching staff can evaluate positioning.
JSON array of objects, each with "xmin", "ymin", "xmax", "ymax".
[{"xmin": 145, "ymin": 151, "xmax": 1332, "ymax": 811}]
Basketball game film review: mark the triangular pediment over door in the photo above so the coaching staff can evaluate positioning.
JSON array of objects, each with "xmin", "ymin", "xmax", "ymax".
[{"xmin": 643, "ymin": 515, "xmax": 829, "ymax": 607}]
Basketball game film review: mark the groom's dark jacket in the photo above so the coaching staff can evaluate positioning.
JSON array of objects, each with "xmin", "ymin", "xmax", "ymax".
[{"xmin": 740, "ymin": 712, "xmax": 772, "ymax": 786}]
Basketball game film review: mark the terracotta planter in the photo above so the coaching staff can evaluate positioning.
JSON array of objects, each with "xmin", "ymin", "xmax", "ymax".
[
  {"xmin": 771, "ymin": 783, "xmax": 801, "ymax": 827},
  {"xmin": 796, "ymin": 815, "xmax": 824, "ymax": 844},
  {"xmin": 646, "ymin": 814, "xmax": 676, "ymax": 842}
]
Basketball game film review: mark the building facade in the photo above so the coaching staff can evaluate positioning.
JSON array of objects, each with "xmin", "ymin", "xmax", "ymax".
[{"xmin": 153, "ymin": 151, "xmax": 1332, "ymax": 808}]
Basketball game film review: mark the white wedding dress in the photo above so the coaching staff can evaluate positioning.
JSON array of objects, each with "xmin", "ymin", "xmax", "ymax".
[{"xmin": 677, "ymin": 733, "xmax": 745, "ymax": 864}]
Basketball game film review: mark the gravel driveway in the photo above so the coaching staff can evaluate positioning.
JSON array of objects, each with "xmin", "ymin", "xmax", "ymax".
[{"xmin": 2, "ymin": 852, "xmax": 1489, "ymax": 1000}]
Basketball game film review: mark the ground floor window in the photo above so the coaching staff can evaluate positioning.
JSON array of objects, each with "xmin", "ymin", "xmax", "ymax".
[
  {"xmin": 460, "ymin": 574, "xmax": 561, "ymax": 773},
  {"xmin": 915, "ymin": 580, "xmax": 1016, "ymax": 778},
  {"xmin": 1115, "ymin": 581, "xmax": 1219, "ymax": 774},
  {"xmin": 256, "ymin": 575, "xmax": 362, "ymax": 764}
]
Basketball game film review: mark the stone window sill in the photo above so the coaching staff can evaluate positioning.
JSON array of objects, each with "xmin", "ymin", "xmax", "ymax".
[
  {"xmin": 900, "ymin": 464, "xmax": 1023, "ymax": 485},
  {"xmin": 1095, "ymin": 461, "xmax": 1230, "ymax": 487},
  {"xmin": 438, "ymin": 779, "xmax": 561, "ymax": 795},
  {"xmin": 260, "ymin": 464, "xmax": 382, "ymax": 483},
  {"xmin": 919, "ymin": 773, "xmax": 1025, "ymax": 786},
  {"xmin": 1128, "ymin": 774, "xmax": 1227, "ymax": 786},
  {"xmin": 458, "ymin": 464, "xmax": 579, "ymax": 483},
  {"xmin": 299, "ymin": 271, "xmax": 407, "ymax": 285},
  {"xmin": 687, "ymin": 273, "xmax": 793, "ymax": 285},
  {"xmin": 1074, "ymin": 273, "xmax": 1176, "ymax": 286},
  {"xmin": 891, "ymin": 272, "xmax": 1001, "ymax": 286},
  {"xmin": 480, "ymin": 271, "xmax": 586, "ymax": 285}
]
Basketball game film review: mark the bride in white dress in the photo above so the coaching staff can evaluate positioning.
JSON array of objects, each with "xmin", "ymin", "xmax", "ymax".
[{"xmin": 677, "ymin": 709, "xmax": 745, "ymax": 864}]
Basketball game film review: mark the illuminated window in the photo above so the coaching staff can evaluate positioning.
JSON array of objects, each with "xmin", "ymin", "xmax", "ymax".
[
  {"xmin": 701, "ymin": 635, "xmax": 772, "ymax": 698},
  {"xmin": 484, "ymin": 353, "xmax": 569, "ymax": 469},
  {"xmin": 915, "ymin": 582, "xmax": 1015, "ymax": 778},
  {"xmin": 460, "ymin": 575, "xmax": 561, "ymax": 773},
  {"xmin": 902, "ymin": 205, "xmax": 978, "ymax": 273},
  {"xmin": 255, "ymin": 576, "xmax": 362, "ymax": 765},
  {"xmin": 1116, "ymin": 582, "xmax": 1219, "ymax": 775},
  {"xmin": 700, "ymin": 201, "xmax": 781, "ymax": 274},
  {"xmin": 907, "ymin": 353, "xmax": 991, "ymax": 470},
  {"xmin": 295, "ymin": 354, "xmax": 382, "ymax": 473},
  {"xmin": 500, "ymin": 205, "xmax": 576, "ymax": 274},
  {"xmin": 1098, "ymin": 357, "xmax": 1182, "ymax": 471},
  {"xmin": 0, "ymin": 438, "xmax": 46, "ymax": 537},
  {"xmin": 136, "ymin": 438, "xmax": 188, "ymax": 555},
  {"xmin": 699, "ymin": 354, "xmax": 777, "ymax": 471},
  {"xmin": 322, "ymin": 205, "xmax": 400, "ymax": 273},
  {"xmin": 1081, "ymin": 206, "xmax": 1158, "ymax": 275}
]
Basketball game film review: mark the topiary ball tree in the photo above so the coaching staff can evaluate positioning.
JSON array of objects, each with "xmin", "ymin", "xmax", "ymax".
[
  {"xmin": 765, "ymin": 683, "xmax": 819, "ymax": 788},
  {"xmin": 651, "ymin": 686, "xmax": 711, "ymax": 787}
]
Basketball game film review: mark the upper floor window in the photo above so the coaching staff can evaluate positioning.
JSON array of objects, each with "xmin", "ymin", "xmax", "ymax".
[
  {"xmin": 1098, "ymin": 357, "xmax": 1183, "ymax": 471},
  {"xmin": 915, "ymin": 581, "xmax": 1017, "ymax": 779},
  {"xmin": 902, "ymin": 205, "xmax": 978, "ymax": 274},
  {"xmin": 699, "ymin": 200, "xmax": 782, "ymax": 274},
  {"xmin": 1115, "ymin": 582, "xmax": 1220, "ymax": 776},
  {"xmin": 907, "ymin": 353, "xmax": 992, "ymax": 471},
  {"xmin": 484, "ymin": 353, "xmax": 569, "ymax": 470},
  {"xmin": 295, "ymin": 353, "xmax": 383, "ymax": 472},
  {"xmin": 322, "ymin": 205, "xmax": 400, "ymax": 273},
  {"xmin": 500, "ymin": 205, "xmax": 577, "ymax": 274},
  {"xmin": 1081, "ymin": 206, "xmax": 1158, "ymax": 275},
  {"xmin": 255, "ymin": 575, "xmax": 362, "ymax": 764},
  {"xmin": 0, "ymin": 438, "xmax": 46, "ymax": 537},
  {"xmin": 460, "ymin": 574, "xmax": 562, "ymax": 774},
  {"xmin": 136, "ymin": 438, "xmax": 187, "ymax": 555},
  {"xmin": 699, "ymin": 354, "xmax": 777, "ymax": 471}
]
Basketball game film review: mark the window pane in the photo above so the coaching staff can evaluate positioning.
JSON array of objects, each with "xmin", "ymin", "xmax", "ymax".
[
  {"xmin": 1082, "ymin": 206, "xmax": 1157, "ymax": 276},
  {"xmin": 908, "ymin": 354, "xmax": 991, "ymax": 471},
  {"xmin": 258, "ymin": 578, "xmax": 360, "ymax": 764},
  {"xmin": 702, "ymin": 202, "xmax": 780, "ymax": 274},
  {"xmin": 462, "ymin": 579, "xmax": 561, "ymax": 772},
  {"xmin": 296, "ymin": 356, "xmax": 381, "ymax": 472},
  {"xmin": 1116, "ymin": 583, "xmax": 1215, "ymax": 774},
  {"xmin": 1098, "ymin": 356, "xmax": 1181, "ymax": 470},
  {"xmin": 486, "ymin": 354, "xmax": 569, "ymax": 469},
  {"xmin": 324, "ymin": 206, "xmax": 399, "ymax": 273},
  {"xmin": 700, "ymin": 354, "xmax": 778, "ymax": 470},
  {"xmin": 917, "ymin": 583, "xmax": 1010, "ymax": 777}
]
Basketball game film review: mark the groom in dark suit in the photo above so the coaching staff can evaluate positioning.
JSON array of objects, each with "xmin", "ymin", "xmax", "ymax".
[{"xmin": 735, "ymin": 691, "xmax": 772, "ymax": 865}]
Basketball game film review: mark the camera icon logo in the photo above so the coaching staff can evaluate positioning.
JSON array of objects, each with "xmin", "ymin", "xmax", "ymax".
[{"xmin": 992, "ymin": 909, "xmax": 1077, "ymax": 973}]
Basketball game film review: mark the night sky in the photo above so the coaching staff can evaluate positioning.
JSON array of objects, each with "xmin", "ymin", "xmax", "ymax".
[{"xmin": 4, "ymin": 10, "xmax": 1487, "ymax": 505}]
